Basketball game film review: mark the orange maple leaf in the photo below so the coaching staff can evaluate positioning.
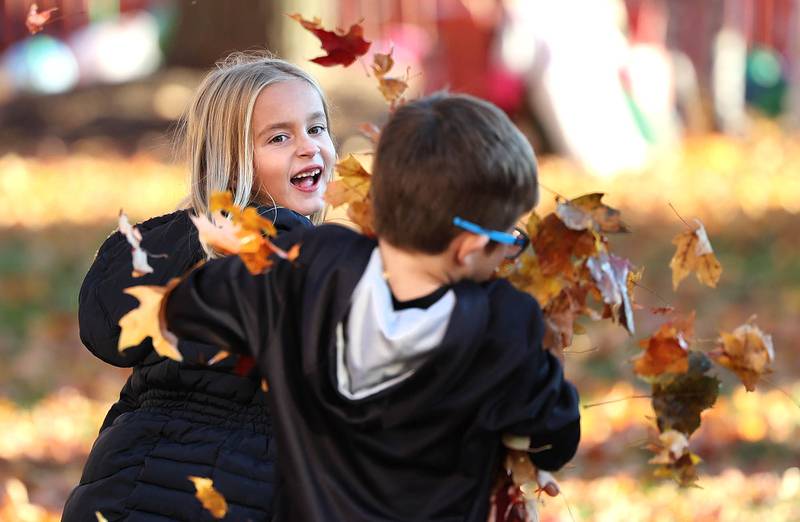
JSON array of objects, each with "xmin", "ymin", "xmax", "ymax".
[
  {"xmin": 710, "ymin": 317, "xmax": 774, "ymax": 391},
  {"xmin": 533, "ymin": 213, "xmax": 598, "ymax": 278},
  {"xmin": 188, "ymin": 476, "xmax": 228, "ymax": 519},
  {"xmin": 117, "ymin": 280, "xmax": 182, "ymax": 362},
  {"xmin": 633, "ymin": 313, "xmax": 695, "ymax": 377},
  {"xmin": 289, "ymin": 14, "xmax": 371, "ymax": 67},
  {"xmin": 25, "ymin": 4, "xmax": 58, "ymax": 34},
  {"xmin": 670, "ymin": 218, "xmax": 722, "ymax": 290},
  {"xmin": 326, "ymin": 155, "xmax": 375, "ymax": 235}
]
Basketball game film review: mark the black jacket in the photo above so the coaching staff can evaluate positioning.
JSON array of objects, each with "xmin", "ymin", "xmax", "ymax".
[
  {"xmin": 166, "ymin": 224, "xmax": 581, "ymax": 522},
  {"xmin": 62, "ymin": 207, "xmax": 312, "ymax": 522}
]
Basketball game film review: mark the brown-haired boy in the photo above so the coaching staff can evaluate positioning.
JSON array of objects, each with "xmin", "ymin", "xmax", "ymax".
[{"xmin": 165, "ymin": 92, "xmax": 580, "ymax": 521}]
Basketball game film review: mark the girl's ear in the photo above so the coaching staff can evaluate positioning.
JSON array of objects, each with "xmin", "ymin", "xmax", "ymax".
[{"xmin": 451, "ymin": 232, "xmax": 490, "ymax": 267}]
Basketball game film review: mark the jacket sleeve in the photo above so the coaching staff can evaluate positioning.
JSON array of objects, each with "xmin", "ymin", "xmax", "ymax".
[
  {"xmin": 481, "ymin": 293, "xmax": 581, "ymax": 471},
  {"xmin": 164, "ymin": 225, "xmax": 306, "ymax": 362},
  {"xmin": 78, "ymin": 213, "xmax": 200, "ymax": 367}
]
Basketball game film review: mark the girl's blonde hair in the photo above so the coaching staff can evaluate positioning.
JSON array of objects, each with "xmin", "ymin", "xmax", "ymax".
[{"xmin": 177, "ymin": 51, "xmax": 332, "ymax": 255}]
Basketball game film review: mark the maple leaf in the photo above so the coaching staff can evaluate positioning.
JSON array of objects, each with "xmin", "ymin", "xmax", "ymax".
[
  {"xmin": 542, "ymin": 287, "xmax": 588, "ymax": 351},
  {"xmin": 533, "ymin": 213, "xmax": 598, "ymax": 278},
  {"xmin": 118, "ymin": 280, "xmax": 182, "ymax": 362},
  {"xmin": 188, "ymin": 476, "xmax": 228, "ymax": 519},
  {"xmin": 25, "ymin": 4, "xmax": 57, "ymax": 34},
  {"xmin": 555, "ymin": 193, "xmax": 628, "ymax": 233},
  {"xmin": 652, "ymin": 351, "xmax": 720, "ymax": 436},
  {"xmin": 370, "ymin": 49, "xmax": 410, "ymax": 107},
  {"xmin": 670, "ymin": 218, "xmax": 722, "ymax": 290},
  {"xmin": 586, "ymin": 252, "xmax": 635, "ymax": 334},
  {"xmin": 648, "ymin": 430, "xmax": 702, "ymax": 487},
  {"xmin": 325, "ymin": 155, "xmax": 375, "ymax": 235},
  {"xmin": 190, "ymin": 211, "xmax": 242, "ymax": 254},
  {"xmin": 118, "ymin": 211, "xmax": 155, "ymax": 277},
  {"xmin": 710, "ymin": 317, "xmax": 774, "ymax": 391},
  {"xmin": 503, "ymin": 252, "xmax": 564, "ymax": 308},
  {"xmin": 289, "ymin": 14, "xmax": 371, "ymax": 67},
  {"xmin": 633, "ymin": 312, "xmax": 695, "ymax": 378}
]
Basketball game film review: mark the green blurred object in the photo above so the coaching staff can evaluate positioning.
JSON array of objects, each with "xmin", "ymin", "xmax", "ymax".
[{"xmin": 745, "ymin": 46, "xmax": 787, "ymax": 117}]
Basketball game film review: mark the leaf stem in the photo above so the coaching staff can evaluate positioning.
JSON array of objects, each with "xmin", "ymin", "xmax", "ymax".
[
  {"xmin": 762, "ymin": 376, "xmax": 800, "ymax": 409},
  {"xmin": 582, "ymin": 395, "xmax": 652, "ymax": 409},
  {"xmin": 668, "ymin": 202, "xmax": 693, "ymax": 230}
]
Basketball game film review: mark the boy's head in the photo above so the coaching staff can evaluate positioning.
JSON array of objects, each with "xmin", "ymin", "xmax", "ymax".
[{"xmin": 371, "ymin": 92, "xmax": 538, "ymax": 255}]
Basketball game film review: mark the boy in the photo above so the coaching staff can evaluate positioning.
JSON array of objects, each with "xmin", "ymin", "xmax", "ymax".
[{"xmin": 165, "ymin": 92, "xmax": 580, "ymax": 521}]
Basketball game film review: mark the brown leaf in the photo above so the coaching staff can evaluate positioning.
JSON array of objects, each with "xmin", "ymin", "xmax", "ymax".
[
  {"xmin": 533, "ymin": 214, "xmax": 597, "ymax": 278},
  {"xmin": 289, "ymin": 14, "xmax": 371, "ymax": 67},
  {"xmin": 555, "ymin": 193, "xmax": 628, "ymax": 233},
  {"xmin": 348, "ymin": 200, "xmax": 376, "ymax": 237},
  {"xmin": 118, "ymin": 280, "xmax": 182, "ymax": 362},
  {"xmin": 652, "ymin": 351, "xmax": 719, "ymax": 436},
  {"xmin": 26, "ymin": 4, "xmax": 57, "ymax": 34},
  {"xmin": 633, "ymin": 313, "xmax": 695, "ymax": 377},
  {"xmin": 188, "ymin": 476, "xmax": 228, "ymax": 519},
  {"xmin": 670, "ymin": 218, "xmax": 722, "ymax": 290},
  {"xmin": 505, "ymin": 253, "xmax": 565, "ymax": 308},
  {"xmin": 710, "ymin": 317, "xmax": 774, "ymax": 391},
  {"xmin": 326, "ymin": 154, "xmax": 371, "ymax": 208},
  {"xmin": 542, "ymin": 287, "xmax": 587, "ymax": 351}
]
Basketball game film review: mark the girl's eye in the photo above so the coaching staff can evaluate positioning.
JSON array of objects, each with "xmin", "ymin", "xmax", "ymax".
[
  {"xmin": 269, "ymin": 134, "xmax": 288, "ymax": 144},
  {"xmin": 308, "ymin": 125, "xmax": 326, "ymax": 135}
]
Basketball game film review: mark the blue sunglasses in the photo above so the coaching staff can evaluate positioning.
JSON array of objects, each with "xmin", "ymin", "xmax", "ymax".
[{"xmin": 453, "ymin": 216, "xmax": 530, "ymax": 259}]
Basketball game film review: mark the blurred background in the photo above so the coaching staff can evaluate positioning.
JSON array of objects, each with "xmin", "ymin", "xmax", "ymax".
[{"xmin": 1, "ymin": 0, "xmax": 799, "ymax": 520}]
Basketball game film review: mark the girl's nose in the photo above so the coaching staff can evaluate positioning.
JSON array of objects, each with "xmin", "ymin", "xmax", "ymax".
[{"xmin": 297, "ymin": 133, "xmax": 320, "ymax": 157}]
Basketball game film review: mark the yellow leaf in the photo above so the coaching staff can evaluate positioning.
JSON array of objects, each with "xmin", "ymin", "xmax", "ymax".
[
  {"xmin": 208, "ymin": 350, "xmax": 230, "ymax": 365},
  {"xmin": 118, "ymin": 280, "xmax": 182, "ymax": 362},
  {"xmin": 670, "ymin": 218, "xmax": 722, "ymax": 290},
  {"xmin": 95, "ymin": 512, "xmax": 109, "ymax": 522},
  {"xmin": 188, "ymin": 476, "xmax": 228, "ymax": 519},
  {"xmin": 190, "ymin": 211, "xmax": 242, "ymax": 255}
]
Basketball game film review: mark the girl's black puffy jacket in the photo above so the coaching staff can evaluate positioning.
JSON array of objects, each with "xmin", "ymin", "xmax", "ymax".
[{"xmin": 62, "ymin": 207, "xmax": 312, "ymax": 522}]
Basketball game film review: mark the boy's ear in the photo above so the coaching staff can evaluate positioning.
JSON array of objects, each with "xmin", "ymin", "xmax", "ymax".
[{"xmin": 451, "ymin": 232, "xmax": 491, "ymax": 266}]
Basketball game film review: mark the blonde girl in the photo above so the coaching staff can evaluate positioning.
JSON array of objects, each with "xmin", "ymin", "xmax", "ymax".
[{"xmin": 63, "ymin": 52, "xmax": 335, "ymax": 521}]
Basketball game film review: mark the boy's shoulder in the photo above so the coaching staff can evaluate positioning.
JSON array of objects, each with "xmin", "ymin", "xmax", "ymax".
[{"xmin": 483, "ymin": 278, "xmax": 542, "ymax": 318}]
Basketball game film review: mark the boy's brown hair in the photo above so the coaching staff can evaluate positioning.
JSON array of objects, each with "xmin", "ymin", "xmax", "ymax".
[{"xmin": 371, "ymin": 92, "xmax": 538, "ymax": 253}]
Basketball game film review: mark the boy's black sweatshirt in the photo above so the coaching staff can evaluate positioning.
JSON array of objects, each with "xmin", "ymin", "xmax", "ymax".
[{"xmin": 165, "ymin": 224, "xmax": 580, "ymax": 522}]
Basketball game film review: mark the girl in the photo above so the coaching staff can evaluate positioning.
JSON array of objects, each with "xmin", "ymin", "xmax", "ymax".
[{"xmin": 62, "ymin": 52, "xmax": 335, "ymax": 521}]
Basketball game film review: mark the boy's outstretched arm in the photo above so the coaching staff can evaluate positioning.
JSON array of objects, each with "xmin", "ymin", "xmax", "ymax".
[{"xmin": 164, "ymin": 255, "xmax": 275, "ymax": 360}]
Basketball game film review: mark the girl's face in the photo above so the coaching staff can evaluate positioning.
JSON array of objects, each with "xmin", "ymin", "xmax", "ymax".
[{"xmin": 251, "ymin": 80, "xmax": 335, "ymax": 216}]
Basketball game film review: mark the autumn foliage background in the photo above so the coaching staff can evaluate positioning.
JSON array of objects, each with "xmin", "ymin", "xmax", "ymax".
[{"xmin": 1, "ymin": 1, "xmax": 800, "ymax": 520}]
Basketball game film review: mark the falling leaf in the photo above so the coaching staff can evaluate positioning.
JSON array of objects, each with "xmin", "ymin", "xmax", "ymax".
[
  {"xmin": 651, "ymin": 306, "xmax": 676, "ymax": 315},
  {"xmin": 586, "ymin": 252, "xmax": 635, "ymax": 334},
  {"xmin": 358, "ymin": 122, "xmax": 381, "ymax": 143},
  {"xmin": 710, "ymin": 317, "xmax": 774, "ymax": 391},
  {"xmin": 95, "ymin": 512, "xmax": 109, "ymax": 522},
  {"xmin": 118, "ymin": 210, "xmax": 155, "ymax": 277},
  {"xmin": 261, "ymin": 378, "xmax": 269, "ymax": 392},
  {"xmin": 502, "ymin": 253, "xmax": 564, "ymax": 308},
  {"xmin": 208, "ymin": 350, "xmax": 230, "ymax": 365},
  {"xmin": 670, "ymin": 218, "xmax": 722, "ymax": 290},
  {"xmin": 118, "ymin": 280, "xmax": 182, "ymax": 362},
  {"xmin": 25, "ymin": 4, "xmax": 57, "ymax": 34},
  {"xmin": 289, "ymin": 14, "xmax": 371, "ymax": 67},
  {"xmin": 648, "ymin": 430, "xmax": 702, "ymax": 487},
  {"xmin": 188, "ymin": 476, "xmax": 228, "ymax": 519},
  {"xmin": 285, "ymin": 243, "xmax": 302, "ymax": 262},
  {"xmin": 555, "ymin": 193, "xmax": 628, "ymax": 233},
  {"xmin": 542, "ymin": 287, "xmax": 587, "ymax": 351},
  {"xmin": 633, "ymin": 312, "xmax": 695, "ymax": 377},
  {"xmin": 652, "ymin": 351, "xmax": 720, "ymax": 436},
  {"xmin": 534, "ymin": 214, "xmax": 598, "ymax": 278},
  {"xmin": 190, "ymin": 211, "xmax": 242, "ymax": 254}
]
